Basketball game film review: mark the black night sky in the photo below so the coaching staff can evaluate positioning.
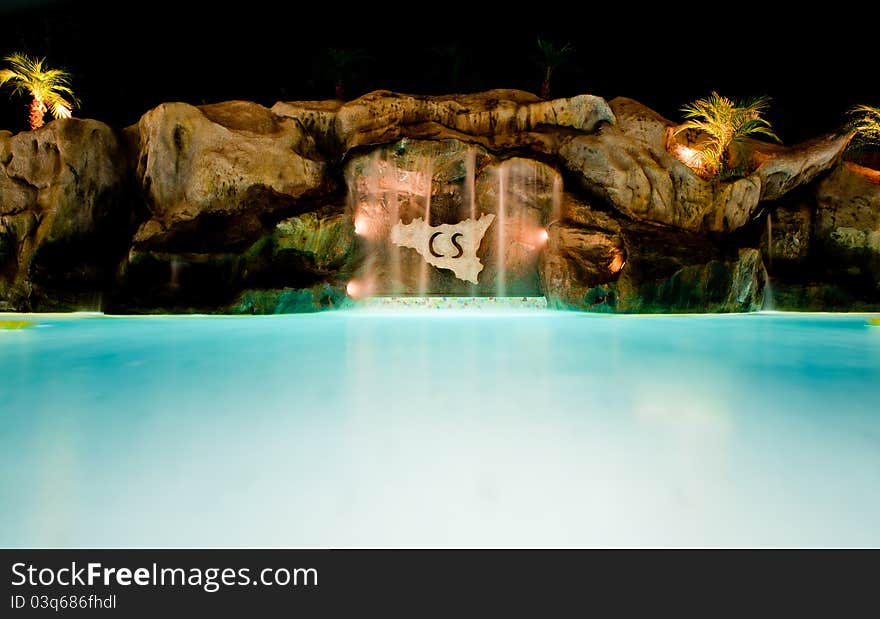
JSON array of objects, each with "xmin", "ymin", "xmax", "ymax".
[{"xmin": 0, "ymin": 0, "xmax": 876, "ymax": 143}]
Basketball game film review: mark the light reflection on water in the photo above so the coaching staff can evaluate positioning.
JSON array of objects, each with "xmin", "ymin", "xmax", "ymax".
[{"xmin": 1, "ymin": 311, "xmax": 879, "ymax": 547}]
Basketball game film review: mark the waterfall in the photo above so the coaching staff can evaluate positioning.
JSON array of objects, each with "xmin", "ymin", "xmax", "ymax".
[
  {"xmin": 465, "ymin": 146, "xmax": 478, "ymax": 296},
  {"xmin": 551, "ymin": 174, "xmax": 562, "ymax": 226},
  {"xmin": 417, "ymin": 158, "xmax": 434, "ymax": 297},
  {"xmin": 762, "ymin": 269, "xmax": 776, "ymax": 310},
  {"xmin": 763, "ymin": 211, "xmax": 775, "ymax": 310},
  {"xmin": 496, "ymin": 163, "xmax": 507, "ymax": 298}
]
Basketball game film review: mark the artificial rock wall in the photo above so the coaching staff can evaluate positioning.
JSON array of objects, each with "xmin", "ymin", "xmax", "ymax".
[{"xmin": 0, "ymin": 89, "xmax": 877, "ymax": 313}]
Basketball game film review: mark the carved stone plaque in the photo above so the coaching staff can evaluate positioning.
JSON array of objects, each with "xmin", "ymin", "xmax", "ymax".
[{"xmin": 390, "ymin": 214, "xmax": 495, "ymax": 284}]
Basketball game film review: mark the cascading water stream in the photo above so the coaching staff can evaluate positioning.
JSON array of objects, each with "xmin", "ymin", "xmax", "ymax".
[
  {"xmin": 496, "ymin": 163, "xmax": 507, "ymax": 298},
  {"xmin": 349, "ymin": 142, "xmax": 551, "ymax": 301},
  {"xmin": 763, "ymin": 211, "xmax": 775, "ymax": 310},
  {"xmin": 417, "ymin": 158, "xmax": 434, "ymax": 297},
  {"xmin": 550, "ymin": 175, "xmax": 562, "ymax": 228},
  {"xmin": 465, "ymin": 146, "xmax": 478, "ymax": 296}
]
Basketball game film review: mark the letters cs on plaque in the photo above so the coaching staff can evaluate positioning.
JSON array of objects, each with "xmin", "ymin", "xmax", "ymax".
[{"xmin": 390, "ymin": 214, "xmax": 495, "ymax": 285}]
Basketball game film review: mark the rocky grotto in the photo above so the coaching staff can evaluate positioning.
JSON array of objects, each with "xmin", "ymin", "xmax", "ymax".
[{"xmin": 0, "ymin": 89, "xmax": 877, "ymax": 314}]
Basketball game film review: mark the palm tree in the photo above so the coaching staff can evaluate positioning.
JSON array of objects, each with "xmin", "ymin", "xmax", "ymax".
[
  {"xmin": 536, "ymin": 37, "xmax": 574, "ymax": 99},
  {"xmin": 428, "ymin": 43, "xmax": 471, "ymax": 93},
  {"xmin": 673, "ymin": 92, "xmax": 780, "ymax": 178},
  {"xmin": 847, "ymin": 104, "xmax": 880, "ymax": 168},
  {"xmin": 325, "ymin": 48, "xmax": 371, "ymax": 101},
  {"xmin": 848, "ymin": 104, "xmax": 880, "ymax": 146},
  {"xmin": 0, "ymin": 53, "xmax": 77, "ymax": 130}
]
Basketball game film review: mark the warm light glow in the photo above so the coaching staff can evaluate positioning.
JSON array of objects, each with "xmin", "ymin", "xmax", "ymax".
[
  {"xmin": 346, "ymin": 280, "xmax": 362, "ymax": 299},
  {"xmin": 354, "ymin": 213, "xmax": 369, "ymax": 236},
  {"xmin": 346, "ymin": 275, "xmax": 377, "ymax": 299},
  {"xmin": 377, "ymin": 168, "xmax": 431, "ymax": 195},
  {"xmin": 672, "ymin": 143, "xmax": 706, "ymax": 172},
  {"xmin": 55, "ymin": 103, "xmax": 72, "ymax": 119},
  {"xmin": 515, "ymin": 227, "xmax": 551, "ymax": 251},
  {"xmin": 609, "ymin": 250, "xmax": 626, "ymax": 274},
  {"xmin": 0, "ymin": 53, "xmax": 77, "ymax": 130}
]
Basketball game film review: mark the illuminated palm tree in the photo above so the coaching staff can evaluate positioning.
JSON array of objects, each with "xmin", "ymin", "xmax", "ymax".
[
  {"xmin": 0, "ymin": 53, "xmax": 77, "ymax": 130},
  {"xmin": 673, "ymin": 92, "xmax": 780, "ymax": 177},
  {"xmin": 848, "ymin": 104, "xmax": 880, "ymax": 146},
  {"xmin": 536, "ymin": 37, "xmax": 574, "ymax": 99}
]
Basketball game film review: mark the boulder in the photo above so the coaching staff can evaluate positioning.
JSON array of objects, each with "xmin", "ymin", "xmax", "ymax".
[
  {"xmin": 238, "ymin": 206, "xmax": 355, "ymax": 290},
  {"xmin": 130, "ymin": 101, "xmax": 332, "ymax": 252},
  {"xmin": 0, "ymin": 118, "xmax": 130, "ymax": 310},
  {"xmin": 753, "ymin": 132, "xmax": 851, "ymax": 200},
  {"xmin": 559, "ymin": 127, "xmax": 762, "ymax": 232},
  {"xmin": 540, "ymin": 200, "xmax": 768, "ymax": 313},
  {"xmin": 272, "ymin": 209, "xmax": 355, "ymax": 274},
  {"xmin": 752, "ymin": 162, "xmax": 880, "ymax": 312},
  {"xmin": 727, "ymin": 248, "xmax": 768, "ymax": 311},
  {"xmin": 762, "ymin": 201, "xmax": 813, "ymax": 262},
  {"xmin": 273, "ymin": 89, "xmax": 616, "ymax": 156},
  {"xmin": 270, "ymin": 100, "xmax": 342, "ymax": 155},
  {"xmin": 231, "ymin": 283, "xmax": 351, "ymax": 314},
  {"xmin": 608, "ymin": 97, "xmax": 675, "ymax": 150},
  {"xmin": 814, "ymin": 162, "xmax": 880, "ymax": 279},
  {"xmin": 539, "ymin": 201, "xmax": 626, "ymax": 310},
  {"xmin": 618, "ymin": 246, "xmax": 767, "ymax": 313},
  {"xmin": 113, "ymin": 206, "xmax": 354, "ymax": 312}
]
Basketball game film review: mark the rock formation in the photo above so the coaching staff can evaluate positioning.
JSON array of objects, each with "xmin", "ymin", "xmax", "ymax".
[
  {"xmin": 0, "ymin": 90, "xmax": 875, "ymax": 313},
  {"xmin": 816, "ymin": 163, "xmax": 880, "ymax": 272},
  {"xmin": 0, "ymin": 119, "xmax": 132, "ymax": 310},
  {"xmin": 129, "ymin": 101, "xmax": 332, "ymax": 251}
]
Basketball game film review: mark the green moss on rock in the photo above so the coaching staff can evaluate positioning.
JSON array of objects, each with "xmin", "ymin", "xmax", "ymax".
[{"xmin": 231, "ymin": 283, "xmax": 352, "ymax": 314}]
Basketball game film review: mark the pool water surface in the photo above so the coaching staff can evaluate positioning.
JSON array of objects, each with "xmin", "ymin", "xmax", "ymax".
[{"xmin": 1, "ymin": 310, "xmax": 879, "ymax": 547}]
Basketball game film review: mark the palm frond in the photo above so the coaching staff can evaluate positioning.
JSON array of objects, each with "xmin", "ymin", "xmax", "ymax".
[
  {"xmin": 848, "ymin": 105, "xmax": 880, "ymax": 146},
  {"xmin": 0, "ymin": 52, "xmax": 77, "ymax": 127},
  {"xmin": 735, "ymin": 118, "xmax": 780, "ymax": 143},
  {"xmin": 536, "ymin": 37, "xmax": 575, "ymax": 69},
  {"xmin": 738, "ymin": 94, "xmax": 772, "ymax": 113},
  {"xmin": 46, "ymin": 94, "xmax": 73, "ymax": 119},
  {"xmin": 673, "ymin": 91, "xmax": 779, "ymax": 177},
  {"xmin": 326, "ymin": 48, "xmax": 371, "ymax": 70}
]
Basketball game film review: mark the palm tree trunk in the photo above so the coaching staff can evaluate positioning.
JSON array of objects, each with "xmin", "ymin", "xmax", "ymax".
[
  {"xmin": 335, "ymin": 80, "xmax": 345, "ymax": 101},
  {"xmin": 29, "ymin": 98, "xmax": 46, "ymax": 130},
  {"xmin": 540, "ymin": 66, "xmax": 553, "ymax": 99}
]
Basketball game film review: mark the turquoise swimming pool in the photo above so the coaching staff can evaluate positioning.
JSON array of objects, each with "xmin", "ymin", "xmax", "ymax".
[{"xmin": 1, "ymin": 311, "xmax": 879, "ymax": 547}]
